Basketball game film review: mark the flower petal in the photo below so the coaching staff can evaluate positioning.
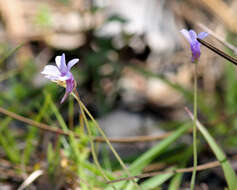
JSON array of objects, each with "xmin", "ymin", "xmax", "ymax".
[
  {"xmin": 44, "ymin": 75, "xmax": 60, "ymax": 81},
  {"xmin": 197, "ymin": 32, "xmax": 208, "ymax": 39},
  {"xmin": 60, "ymin": 92, "xmax": 69, "ymax": 104},
  {"xmin": 60, "ymin": 53, "xmax": 68, "ymax": 73},
  {"xmin": 180, "ymin": 29, "xmax": 192, "ymax": 43},
  {"xmin": 60, "ymin": 78, "xmax": 75, "ymax": 104},
  {"xmin": 189, "ymin": 30, "xmax": 197, "ymax": 41},
  {"xmin": 191, "ymin": 42, "xmax": 201, "ymax": 62},
  {"xmin": 66, "ymin": 78, "xmax": 75, "ymax": 93},
  {"xmin": 41, "ymin": 65, "xmax": 61, "ymax": 76},
  {"xmin": 55, "ymin": 53, "xmax": 67, "ymax": 74},
  {"xmin": 57, "ymin": 75, "xmax": 71, "ymax": 81},
  {"xmin": 55, "ymin": 56, "xmax": 61, "ymax": 68},
  {"xmin": 67, "ymin": 59, "xmax": 79, "ymax": 70}
]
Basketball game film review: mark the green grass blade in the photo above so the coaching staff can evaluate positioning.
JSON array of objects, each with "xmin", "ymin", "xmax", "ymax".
[
  {"xmin": 190, "ymin": 114, "xmax": 237, "ymax": 190},
  {"xmin": 47, "ymin": 93, "xmax": 68, "ymax": 132},
  {"xmin": 129, "ymin": 124, "xmax": 190, "ymax": 175},
  {"xmin": 0, "ymin": 117, "xmax": 21, "ymax": 163},
  {"xmin": 23, "ymin": 94, "xmax": 50, "ymax": 164},
  {"xmin": 106, "ymin": 123, "xmax": 190, "ymax": 190},
  {"xmin": 141, "ymin": 170, "xmax": 174, "ymax": 190},
  {"xmin": 168, "ymin": 146, "xmax": 193, "ymax": 190},
  {"xmin": 168, "ymin": 173, "xmax": 183, "ymax": 190},
  {"xmin": 0, "ymin": 43, "xmax": 24, "ymax": 65}
]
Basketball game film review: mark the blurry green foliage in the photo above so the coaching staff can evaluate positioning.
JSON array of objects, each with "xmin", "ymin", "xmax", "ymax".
[{"xmin": 34, "ymin": 5, "xmax": 52, "ymax": 28}]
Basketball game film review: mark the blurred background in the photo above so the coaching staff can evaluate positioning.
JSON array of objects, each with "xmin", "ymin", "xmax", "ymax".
[{"xmin": 0, "ymin": 0, "xmax": 237, "ymax": 189}]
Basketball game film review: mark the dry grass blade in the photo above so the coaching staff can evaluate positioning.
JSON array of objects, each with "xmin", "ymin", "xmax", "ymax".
[
  {"xmin": 107, "ymin": 160, "xmax": 221, "ymax": 184},
  {"xmin": 0, "ymin": 106, "xmax": 173, "ymax": 143},
  {"xmin": 17, "ymin": 170, "xmax": 43, "ymax": 190}
]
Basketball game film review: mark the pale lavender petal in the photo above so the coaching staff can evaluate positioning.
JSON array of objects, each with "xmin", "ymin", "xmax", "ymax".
[
  {"xmin": 67, "ymin": 58, "xmax": 79, "ymax": 70},
  {"xmin": 55, "ymin": 53, "xmax": 67, "ymax": 74},
  {"xmin": 60, "ymin": 53, "xmax": 68, "ymax": 74},
  {"xmin": 180, "ymin": 29, "xmax": 192, "ymax": 43},
  {"xmin": 189, "ymin": 30, "xmax": 197, "ymax": 41},
  {"xmin": 197, "ymin": 32, "xmax": 208, "ymax": 39},
  {"xmin": 41, "ymin": 65, "xmax": 61, "ymax": 76}
]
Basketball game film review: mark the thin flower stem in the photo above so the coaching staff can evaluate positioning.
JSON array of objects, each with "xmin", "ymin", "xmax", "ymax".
[
  {"xmin": 78, "ymin": 100, "xmax": 117, "ymax": 190},
  {"xmin": 72, "ymin": 90, "xmax": 141, "ymax": 189},
  {"xmin": 190, "ymin": 63, "xmax": 198, "ymax": 190},
  {"xmin": 185, "ymin": 107, "xmax": 237, "ymax": 190}
]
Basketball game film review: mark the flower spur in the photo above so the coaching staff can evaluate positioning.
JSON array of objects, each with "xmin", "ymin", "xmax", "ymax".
[{"xmin": 41, "ymin": 53, "xmax": 79, "ymax": 103}]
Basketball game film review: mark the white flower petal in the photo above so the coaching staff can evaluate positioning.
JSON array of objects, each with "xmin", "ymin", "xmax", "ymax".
[
  {"xmin": 44, "ymin": 75, "xmax": 60, "ymax": 81},
  {"xmin": 180, "ymin": 29, "xmax": 192, "ymax": 43},
  {"xmin": 41, "ymin": 65, "xmax": 61, "ymax": 76},
  {"xmin": 58, "ymin": 75, "xmax": 71, "ymax": 81},
  {"xmin": 67, "ymin": 59, "xmax": 79, "ymax": 70},
  {"xmin": 55, "ymin": 56, "xmax": 61, "ymax": 68}
]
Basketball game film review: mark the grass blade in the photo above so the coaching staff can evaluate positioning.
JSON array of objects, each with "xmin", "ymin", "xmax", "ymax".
[{"xmin": 186, "ymin": 108, "xmax": 237, "ymax": 190}]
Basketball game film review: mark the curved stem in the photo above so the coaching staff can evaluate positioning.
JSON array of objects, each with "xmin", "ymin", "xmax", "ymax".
[
  {"xmin": 190, "ymin": 63, "xmax": 198, "ymax": 190},
  {"xmin": 78, "ymin": 101, "xmax": 117, "ymax": 190},
  {"xmin": 72, "ymin": 90, "xmax": 141, "ymax": 189}
]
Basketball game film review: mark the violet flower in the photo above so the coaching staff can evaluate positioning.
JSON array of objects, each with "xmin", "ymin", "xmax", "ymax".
[
  {"xmin": 180, "ymin": 29, "xmax": 208, "ymax": 63},
  {"xmin": 41, "ymin": 53, "xmax": 79, "ymax": 103}
]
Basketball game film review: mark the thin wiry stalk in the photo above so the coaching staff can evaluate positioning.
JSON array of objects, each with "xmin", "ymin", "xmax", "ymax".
[
  {"xmin": 190, "ymin": 63, "xmax": 198, "ymax": 190},
  {"xmin": 72, "ymin": 90, "xmax": 141, "ymax": 189},
  {"xmin": 78, "ymin": 99, "xmax": 117, "ymax": 190}
]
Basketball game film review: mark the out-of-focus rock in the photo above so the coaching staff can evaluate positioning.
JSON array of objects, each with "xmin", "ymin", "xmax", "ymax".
[
  {"xmin": 96, "ymin": 0, "xmax": 179, "ymax": 53},
  {"xmin": 146, "ymin": 78, "xmax": 184, "ymax": 107},
  {"xmin": 99, "ymin": 109, "xmax": 165, "ymax": 157},
  {"xmin": 52, "ymin": 12, "xmax": 84, "ymax": 33},
  {"xmin": 0, "ymin": 183, "xmax": 14, "ymax": 190},
  {"xmin": 119, "ymin": 67, "xmax": 147, "ymax": 110},
  {"xmin": 44, "ymin": 33, "xmax": 85, "ymax": 50}
]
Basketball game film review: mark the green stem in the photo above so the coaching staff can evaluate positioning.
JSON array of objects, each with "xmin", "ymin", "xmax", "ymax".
[
  {"xmin": 190, "ymin": 63, "xmax": 198, "ymax": 190},
  {"xmin": 185, "ymin": 108, "xmax": 237, "ymax": 190},
  {"xmin": 72, "ymin": 90, "xmax": 141, "ymax": 189},
  {"xmin": 78, "ymin": 97, "xmax": 117, "ymax": 190}
]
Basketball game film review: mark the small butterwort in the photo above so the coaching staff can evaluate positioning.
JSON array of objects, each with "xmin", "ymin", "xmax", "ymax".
[
  {"xmin": 41, "ymin": 53, "xmax": 79, "ymax": 103},
  {"xmin": 180, "ymin": 29, "xmax": 208, "ymax": 63}
]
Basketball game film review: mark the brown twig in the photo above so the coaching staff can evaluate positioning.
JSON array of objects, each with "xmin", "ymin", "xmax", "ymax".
[
  {"xmin": 0, "ymin": 106, "xmax": 173, "ymax": 143},
  {"xmin": 107, "ymin": 160, "xmax": 221, "ymax": 184},
  {"xmin": 197, "ymin": 23, "xmax": 237, "ymax": 55},
  {"xmin": 0, "ymin": 107, "xmax": 70, "ymax": 135},
  {"xmin": 197, "ymin": 38, "xmax": 237, "ymax": 66}
]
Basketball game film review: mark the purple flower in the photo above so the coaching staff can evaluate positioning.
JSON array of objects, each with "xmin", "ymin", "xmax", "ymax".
[
  {"xmin": 41, "ymin": 53, "xmax": 79, "ymax": 103},
  {"xmin": 180, "ymin": 29, "xmax": 208, "ymax": 62}
]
